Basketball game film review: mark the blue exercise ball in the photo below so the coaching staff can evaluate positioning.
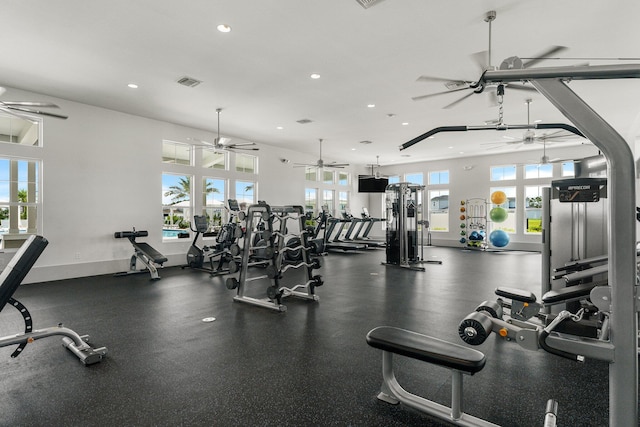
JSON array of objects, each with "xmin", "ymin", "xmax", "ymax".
[{"xmin": 489, "ymin": 230, "xmax": 510, "ymax": 248}]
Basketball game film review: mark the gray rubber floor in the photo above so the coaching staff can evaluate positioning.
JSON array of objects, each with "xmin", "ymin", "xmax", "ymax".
[{"xmin": 0, "ymin": 246, "xmax": 627, "ymax": 426}]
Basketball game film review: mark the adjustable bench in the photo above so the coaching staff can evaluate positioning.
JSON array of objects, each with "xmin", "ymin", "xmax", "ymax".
[
  {"xmin": 114, "ymin": 230, "xmax": 168, "ymax": 280},
  {"xmin": 366, "ymin": 326, "xmax": 495, "ymax": 426},
  {"xmin": 0, "ymin": 235, "xmax": 107, "ymax": 365}
]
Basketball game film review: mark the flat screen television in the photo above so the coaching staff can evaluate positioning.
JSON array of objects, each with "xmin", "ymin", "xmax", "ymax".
[{"xmin": 358, "ymin": 176, "xmax": 389, "ymax": 193}]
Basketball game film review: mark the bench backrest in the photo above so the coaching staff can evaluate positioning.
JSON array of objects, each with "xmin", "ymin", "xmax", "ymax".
[{"xmin": 0, "ymin": 235, "xmax": 48, "ymax": 312}]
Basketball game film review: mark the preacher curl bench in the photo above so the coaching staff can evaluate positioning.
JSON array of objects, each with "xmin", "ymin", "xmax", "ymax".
[{"xmin": 0, "ymin": 235, "xmax": 107, "ymax": 365}]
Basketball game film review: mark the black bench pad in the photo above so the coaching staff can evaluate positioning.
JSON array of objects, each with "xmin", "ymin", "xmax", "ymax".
[
  {"xmin": 0, "ymin": 235, "xmax": 48, "ymax": 312},
  {"xmin": 366, "ymin": 326, "xmax": 486, "ymax": 374},
  {"xmin": 542, "ymin": 282, "xmax": 599, "ymax": 305},
  {"xmin": 134, "ymin": 242, "xmax": 168, "ymax": 264},
  {"xmin": 495, "ymin": 286, "xmax": 537, "ymax": 303}
]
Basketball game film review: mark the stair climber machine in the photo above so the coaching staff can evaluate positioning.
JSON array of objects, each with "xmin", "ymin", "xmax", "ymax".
[
  {"xmin": 225, "ymin": 202, "xmax": 323, "ymax": 312},
  {"xmin": 184, "ymin": 199, "xmax": 243, "ymax": 276}
]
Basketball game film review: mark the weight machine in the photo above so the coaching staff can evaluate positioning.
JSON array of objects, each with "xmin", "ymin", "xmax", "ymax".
[{"xmin": 383, "ymin": 182, "xmax": 441, "ymax": 271}]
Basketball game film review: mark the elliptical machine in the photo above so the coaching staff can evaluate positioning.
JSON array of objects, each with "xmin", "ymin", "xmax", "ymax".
[{"xmin": 184, "ymin": 199, "xmax": 242, "ymax": 275}]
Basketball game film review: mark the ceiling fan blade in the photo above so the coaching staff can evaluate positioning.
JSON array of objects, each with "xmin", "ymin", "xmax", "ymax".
[
  {"xmin": 2, "ymin": 101, "xmax": 60, "ymax": 108},
  {"xmin": 0, "ymin": 106, "xmax": 36, "ymax": 122},
  {"xmin": 327, "ymin": 162, "xmax": 349, "ymax": 168},
  {"xmin": 443, "ymin": 91, "xmax": 475, "ymax": 109},
  {"xmin": 522, "ymin": 46, "xmax": 568, "ymax": 68},
  {"xmin": 416, "ymin": 75, "xmax": 472, "ymax": 84},
  {"xmin": 5, "ymin": 105, "xmax": 68, "ymax": 119},
  {"xmin": 229, "ymin": 146, "xmax": 259, "ymax": 151},
  {"xmin": 227, "ymin": 142, "xmax": 256, "ymax": 147},
  {"xmin": 470, "ymin": 50, "xmax": 489, "ymax": 72},
  {"xmin": 412, "ymin": 86, "xmax": 470, "ymax": 101}
]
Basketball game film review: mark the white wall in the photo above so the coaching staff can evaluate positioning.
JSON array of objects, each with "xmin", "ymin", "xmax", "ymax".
[{"xmin": 0, "ymin": 87, "xmax": 366, "ymax": 283}]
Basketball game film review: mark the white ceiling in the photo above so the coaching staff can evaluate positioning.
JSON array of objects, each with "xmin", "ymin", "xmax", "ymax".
[{"xmin": 2, "ymin": 0, "xmax": 640, "ymax": 166}]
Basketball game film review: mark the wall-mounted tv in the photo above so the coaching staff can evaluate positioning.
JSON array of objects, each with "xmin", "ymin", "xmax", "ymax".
[{"xmin": 358, "ymin": 176, "xmax": 389, "ymax": 193}]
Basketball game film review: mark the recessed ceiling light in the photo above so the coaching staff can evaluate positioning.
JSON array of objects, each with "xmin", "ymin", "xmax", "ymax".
[
  {"xmin": 428, "ymin": 136, "xmax": 435, "ymax": 139},
  {"xmin": 310, "ymin": 73, "xmax": 321, "ymax": 79},
  {"xmin": 276, "ymin": 126, "xmax": 283, "ymax": 130},
  {"xmin": 459, "ymin": 151, "xmax": 465, "ymax": 154},
  {"xmin": 367, "ymin": 104, "xmax": 375, "ymax": 108},
  {"xmin": 402, "ymin": 122, "xmax": 409, "ymax": 126},
  {"xmin": 448, "ymin": 146, "xmax": 454, "ymax": 149},
  {"xmin": 217, "ymin": 24, "xmax": 232, "ymax": 33},
  {"xmin": 351, "ymin": 148, "xmax": 356, "ymax": 151},
  {"xmin": 127, "ymin": 83, "xmax": 138, "ymax": 89},
  {"xmin": 534, "ymin": 119, "xmax": 542, "ymax": 123}
]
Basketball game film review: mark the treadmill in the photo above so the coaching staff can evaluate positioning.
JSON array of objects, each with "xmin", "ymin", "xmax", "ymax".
[
  {"xmin": 342, "ymin": 208, "xmax": 385, "ymax": 248},
  {"xmin": 320, "ymin": 206, "xmax": 366, "ymax": 252}
]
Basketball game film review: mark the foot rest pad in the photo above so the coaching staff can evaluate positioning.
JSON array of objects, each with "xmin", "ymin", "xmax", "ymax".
[
  {"xmin": 366, "ymin": 326, "xmax": 485, "ymax": 374},
  {"xmin": 495, "ymin": 286, "xmax": 537, "ymax": 303}
]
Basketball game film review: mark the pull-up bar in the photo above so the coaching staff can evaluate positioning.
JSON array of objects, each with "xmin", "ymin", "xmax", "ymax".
[{"xmin": 399, "ymin": 122, "xmax": 584, "ymax": 151}]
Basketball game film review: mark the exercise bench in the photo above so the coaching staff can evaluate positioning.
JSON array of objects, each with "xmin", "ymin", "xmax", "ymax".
[
  {"xmin": 114, "ymin": 229, "xmax": 168, "ymax": 280},
  {"xmin": 0, "ymin": 235, "xmax": 107, "ymax": 365},
  {"xmin": 366, "ymin": 326, "xmax": 495, "ymax": 426}
]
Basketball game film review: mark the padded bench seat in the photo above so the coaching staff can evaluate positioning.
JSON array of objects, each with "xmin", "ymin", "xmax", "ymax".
[
  {"xmin": 495, "ymin": 286, "xmax": 537, "ymax": 303},
  {"xmin": 366, "ymin": 326, "xmax": 486, "ymax": 374},
  {"xmin": 135, "ymin": 242, "xmax": 168, "ymax": 264},
  {"xmin": 541, "ymin": 282, "xmax": 600, "ymax": 305}
]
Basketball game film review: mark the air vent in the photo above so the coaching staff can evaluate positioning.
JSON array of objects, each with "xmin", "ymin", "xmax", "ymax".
[
  {"xmin": 177, "ymin": 76, "xmax": 202, "ymax": 87},
  {"xmin": 296, "ymin": 119, "xmax": 313, "ymax": 124},
  {"xmin": 355, "ymin": 0, "xmax": 386, "ymax": 9},
  {"xmin": 359, "ymin": 140, "xmax": 373, "ymax": 145}
]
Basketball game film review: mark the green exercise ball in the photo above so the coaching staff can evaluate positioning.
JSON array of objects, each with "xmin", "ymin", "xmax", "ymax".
[{"xmin": 489, "ymin": 207, "xmax": 508, "ymax": 223}]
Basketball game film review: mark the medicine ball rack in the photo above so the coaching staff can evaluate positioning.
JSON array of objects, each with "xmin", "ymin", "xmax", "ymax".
[
  {"xmin": 460, "ymin": 198, "xmax": 488, "ymax": 250},
  {"xmin": 225, "ymin": 201, "xmax": 323, "ymax": 312}
]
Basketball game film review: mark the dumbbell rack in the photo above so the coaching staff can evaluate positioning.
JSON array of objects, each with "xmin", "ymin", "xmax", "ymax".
[
  {"xmin": 225, "ymin": 202, "xmax": 323, "ymax": 312},
  {"xmin": 460, "ymin": 198, "xmax": 488, "ymax": 250}
]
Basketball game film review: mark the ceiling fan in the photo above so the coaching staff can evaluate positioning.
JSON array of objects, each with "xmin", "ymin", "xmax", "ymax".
[
  {"xmin": 412, "ymin": 10, "xmax": 565, "ymax": 109},
  {"xmin": 191, "ymin": 108, "xmax": 258, "ymax": 151},
  {"xmin": 481, "ymin": 99, "xmax": 584, "ymax": 151},
  {"xmin": 294, "ymin": 139, "xmax": 349, "ymax": 169},
  {"xmin": 361, "ymin": 155, "xmax": 388, "ymax": 179},
  {"xmin": 0, "ymin": 87, "xmax": 68, "ymax": 120}
]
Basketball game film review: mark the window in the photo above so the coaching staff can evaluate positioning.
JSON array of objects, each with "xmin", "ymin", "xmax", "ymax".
[
  {"xmin": 489, "ymin": 186, "xmax": 516, "ymax": 233},
  {"xmin": 162, "ymin": 140, "xmax": 192, "ymax": 165},
  {"xmin": 429, "ymin": 170, "xmax": 449, "ymax": 185},
  {"xmin": 236, "ymin": 153, "xmax": 257, "ymax": 173},
  {"xmin": 490, "ymin": 165, "xmax": 516, "ymax": 181},
  {"xmin": 405, "ymin": 172, "xmax": 423, "ymax": 185},
  {"xmin": 428, "ymin": 189, "xmax": 449, "ymax": 231},
  {"xmin": 203, "ymin": 178, "xmax": 226, "ymax": 230},
  {"xmin": 524, "ymin": 186, "xmax": 544, "ymax": 234},
  {"xmin": 561, "ymin": 162, "xmax": 575, "ymax": 177},
  {"xmin": 323, "ymin": 190, "xmax": 334, "ymax": 216},
  {"xmin": 305, "ymin": 188, "xmax": 317, "ymax": 213},
  {"xmin": 338, "ymin": 191, "xmax": 348, "ymax": 212},
  {"xmin": 235, "ymin": 180, "xmax": 255, "ymax": 210},
  {"xmin": 0, "ymin": 158, "xmax": 40, "ymax": 245},
  {"xmin": 305, "ymin": 167, "xmax": 317, "ymax": 181},
  {"xmin": 524, "ymin": 163, "xmax": 553, "ymax": 179},
  {"xmin": 338, "ymin": 172, "xmax": 349, "ymax": 186},
  {"xmin": 0, "ymin": 115, "xmax": 41, "ymax": 146},
  {"xmin": 162, "ymin": 173, "xmax": 192, "ymax": 238},
  {"xmin": 323, "ymin": 170, "xmax": 334, "ymax": 184},
  {"xmin": 202, "ymin": 149, "xmax": 226, "ymax": 170},
  {"xmin": 388, "ymin": 176, "xmax": 400, "ymax": 185}
]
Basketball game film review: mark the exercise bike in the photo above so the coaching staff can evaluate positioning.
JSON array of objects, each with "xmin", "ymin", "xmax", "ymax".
[{"xmin": 184, "ymin": 200, "xmax": 242, "ymax": 275}]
